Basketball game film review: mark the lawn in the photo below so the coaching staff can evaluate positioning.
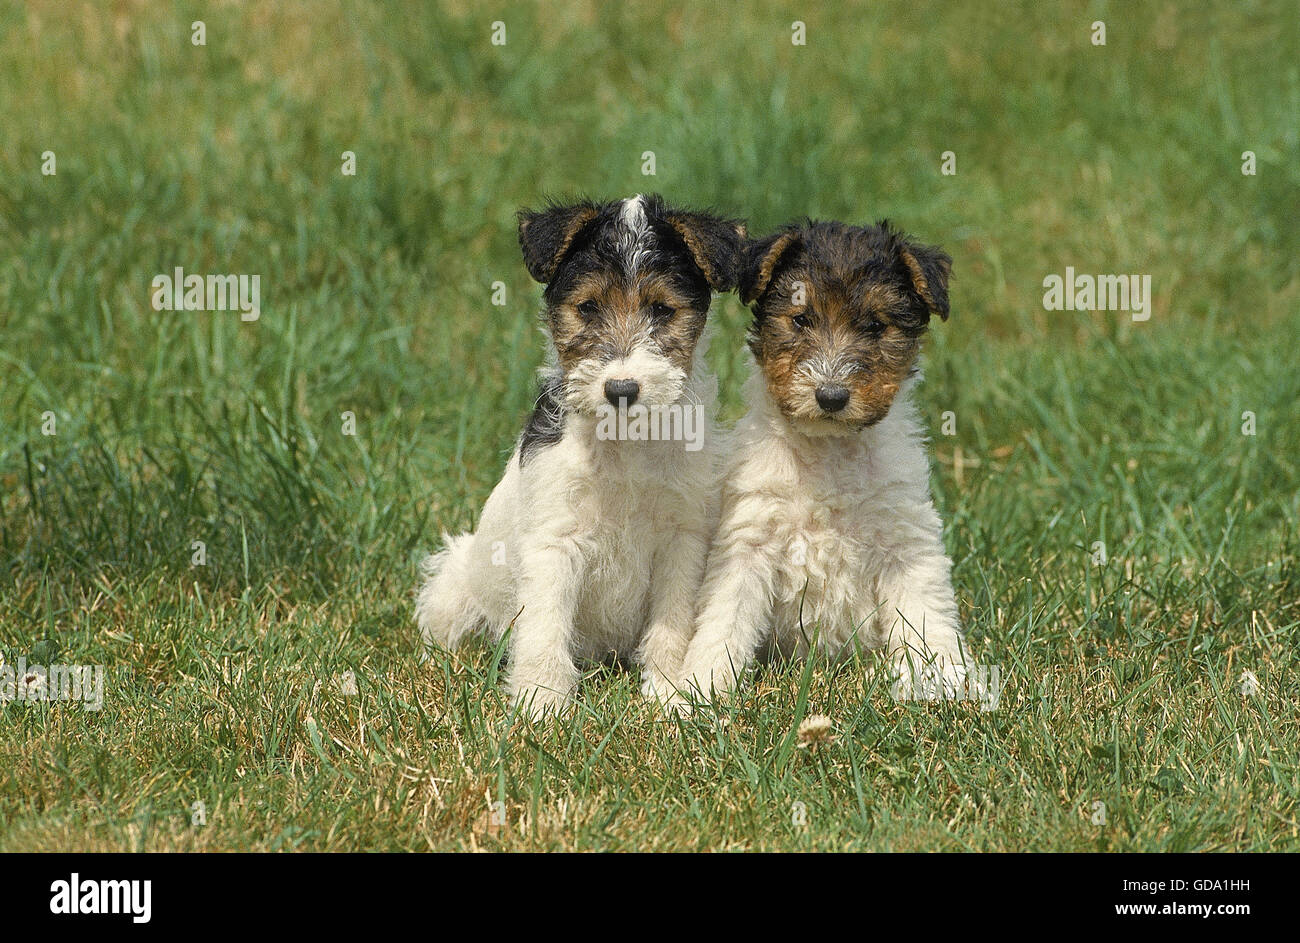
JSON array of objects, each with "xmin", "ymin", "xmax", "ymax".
[{"xmin": 0, "ymin": 0, "xmax": 1297, "ymax": 851}]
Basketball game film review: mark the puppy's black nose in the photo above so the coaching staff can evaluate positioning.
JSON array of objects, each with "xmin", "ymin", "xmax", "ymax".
[
  {"xmin": 604, "ymin": 378, "xmax": 640, "ymax": 407},
  {"xmin": 815, "ymin": 385, "xmax": 850, "ymax": 413}
]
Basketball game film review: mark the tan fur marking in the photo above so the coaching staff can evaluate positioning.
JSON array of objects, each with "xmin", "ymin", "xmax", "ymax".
[
  {"xmin": 525, "ymin": 206, "xmax": 598, "ymax": 282},
  {"xmin": 751, "ymin": 258, "xmax": 924, "ymax": 428},
  {"xmin": 665, "ymin": 216, "xmax": 745, "ymax": 291},
  {"xmin": 550, "ymin": 271, "xmax": 705, "ymax": 374},
  {"xmin": 900, "ymin": 248, "xmax": 945, "ymax": 318},
  {"xmin": 744, "ymin": 231, "xmax": 799, "ymax": 304}
]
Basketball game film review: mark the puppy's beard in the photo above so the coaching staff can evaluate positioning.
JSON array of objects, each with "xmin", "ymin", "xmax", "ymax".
[
  {"xmin": 790, "ymin": 416, "xmax": 861, "ymax": 437},
  {"xmin": 776, "ymin": 368, "xmax": 889, "ymax": 435},
  {"xmin": 561, "ymin": 346, "xmax": 689, "ymax": 414}
]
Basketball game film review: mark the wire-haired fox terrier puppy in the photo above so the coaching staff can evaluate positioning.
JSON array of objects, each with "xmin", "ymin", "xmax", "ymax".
[
  {"xmin": 417, "ymin": 194, "xmax": 744, "ymax": 719},
  {"xmin": 675, "ymin": 220, "xmax": 974, "ymax": 705}
]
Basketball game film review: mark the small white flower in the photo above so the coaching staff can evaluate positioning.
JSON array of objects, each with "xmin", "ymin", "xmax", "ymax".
[
  {"xmin": 19, "ymin": 671, "xmax": 47, "ymax": 700},
  {"xmin": 797, "ymin": 714, "xmax": 834, "ymax": 749},
  {"xmin": 337, "ymin": 670, "xmax": 358, "ymax": 696}
]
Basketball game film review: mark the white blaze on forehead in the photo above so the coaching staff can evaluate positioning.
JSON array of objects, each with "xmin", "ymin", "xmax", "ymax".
[
  {"xmin": 616, "ymin": 193, "xmax": 652, "ymax": 274},
  {"xmin": 619, "ymin": 193, "xmax": 647, "ymax": 229},
  {"xmin": 799, "ymin": 354, "xmax": 854, "ymax": 384}
]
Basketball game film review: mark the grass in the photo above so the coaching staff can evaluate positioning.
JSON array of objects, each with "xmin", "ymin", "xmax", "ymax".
[{"xmin": 0, "ymin": 0, "xmax": 1297, "ymax": 851}]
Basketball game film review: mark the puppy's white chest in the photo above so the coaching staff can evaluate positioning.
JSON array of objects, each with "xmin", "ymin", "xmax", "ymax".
[
  {"xmin": 565, "ymin": 440, "xmax": 700, "ymax": 649},
  {"xmin": 768, "ymin": 497, "xmax": 875, "ymax": 646}
]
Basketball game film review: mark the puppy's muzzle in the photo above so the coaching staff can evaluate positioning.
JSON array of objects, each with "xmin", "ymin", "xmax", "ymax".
[{"xmin": 604, "ymin": 378, "xmax": 641, "ymax": 407}]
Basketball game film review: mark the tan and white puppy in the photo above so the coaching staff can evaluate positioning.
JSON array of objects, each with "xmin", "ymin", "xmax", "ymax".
[
  {"xmin": 676, "ymin": 220, "xmax": 974, "ymax": 705},
  {"xmin": 417, "ymin": 194, "xmax": 744, "ymax": 718}
]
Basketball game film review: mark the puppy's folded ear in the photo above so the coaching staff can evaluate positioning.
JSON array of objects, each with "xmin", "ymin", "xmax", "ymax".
[
  {"xmin": 898, "ymin": 241, "xmax": 952, "ymax": 321},
  {"xmin": 740, "ymin": 229, "xmax": 801, "ymax": 305},
  {"xmin": 517, "ymin": 201, "xmax": 599, "ymax": 284},
  {"xmin": 664, "ymin": 211, "xmax": 747, "ymax": 292}
]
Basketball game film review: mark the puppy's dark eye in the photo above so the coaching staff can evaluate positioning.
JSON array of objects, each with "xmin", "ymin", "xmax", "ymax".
[
  {"xmin": 792, "ymin": 311, "xmax": 813, "ymax": 331},
  {"xmin": 577, "ymin": 300, "xmax": 600, "ymax": 319},
  {"xmin": 865, "ymin": 317, "xmax": 887, "ymax": 335},
  {"xmin": 649, "ymin": 302, "xmax": 675, "ymax": 320}
]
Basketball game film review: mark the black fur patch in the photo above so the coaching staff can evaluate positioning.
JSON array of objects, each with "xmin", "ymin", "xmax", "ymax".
[
  {"xmin": 519, "ymin": 373, "xmax": 566, "ymax": 465},
  {"xmin": 520, "ymin": 194, "xmax": 743, "ymax": 300},
  {"xmin": 518, "ymin": 201, "xmax": 600, "ymax": 284}
]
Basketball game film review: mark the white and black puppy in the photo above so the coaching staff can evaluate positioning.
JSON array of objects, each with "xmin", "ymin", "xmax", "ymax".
[
  {"xmin": 676, "ymin": 220, "xmax": 974, "ymax": 705},
  {"xmin": 417, "ymin": 194, "xmax": 744, "ymax": 718}
]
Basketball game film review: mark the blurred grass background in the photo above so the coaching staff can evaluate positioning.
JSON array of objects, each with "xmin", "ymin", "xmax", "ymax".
[{"xmin": 0, "ymin": 0, "xmax": 1297, "ymax": 851}]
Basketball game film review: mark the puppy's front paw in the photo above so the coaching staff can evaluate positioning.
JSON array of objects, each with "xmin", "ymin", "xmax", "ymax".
[
  {"xmin": 674, "ymin": 663, "xmax": 737, "ymax": 707},
  {"xmin": 640, "ymin": 670, "xmax": 687, "ymax": 712},
  {"xmin": 510, "ymin": 684, "xmax": 574, "ymax": 721},
  {"xmin": 637, "ymin": 676, "xmax": 696, "ymax": 712},
  {"xmin": 506, "ymin": 651, "xmax": 579, "ymax": 721},
  {"xmin": 889, "ymin": 658, "xmax": 969, "ymax": 703}
]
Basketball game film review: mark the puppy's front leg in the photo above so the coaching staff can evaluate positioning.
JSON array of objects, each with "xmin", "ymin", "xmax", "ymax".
[
  {"xmin": 676, "ymin": 515, "xmax": 781, "ymax": 703},
  {"xmin": 877, "ymin": 553, "xmax": 971, "ymax": 701},
  {"xmin": 507, "ymin": 535, "xmax": 584, "ymax": 719},
  {"xmin": 638, "ymin": 525, "xmax": 710, "ymax": 706}
]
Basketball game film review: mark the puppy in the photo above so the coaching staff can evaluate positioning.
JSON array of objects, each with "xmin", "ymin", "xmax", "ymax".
[
  {"xmin": 416, "ymin": 194, "xmax": 744, "ymax": 718},
  {"xmin": 676, "ymin": 220, "xmax": 973, "ymax": 704}
]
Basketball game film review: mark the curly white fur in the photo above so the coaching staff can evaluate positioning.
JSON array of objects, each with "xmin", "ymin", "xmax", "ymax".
[
  {"xmin": 676, "ymin": 364, "xmax": 973, "ymax": 704},
  {"xmin": 416, "ymin": 344, "xmax": 719, "ymax": 719}
]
